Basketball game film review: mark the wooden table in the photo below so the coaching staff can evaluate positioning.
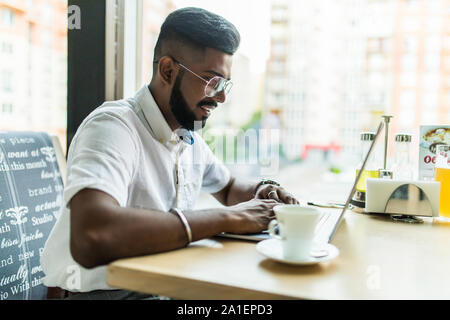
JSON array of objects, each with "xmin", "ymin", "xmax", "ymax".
[{"xmin": 107, "ymin": 210, "xmax": 450, "ymax": 300}]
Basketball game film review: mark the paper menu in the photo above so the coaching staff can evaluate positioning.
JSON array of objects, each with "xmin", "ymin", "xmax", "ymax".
[{"xmin": 419, "ymin": 125, "xmax": 450, "ymax": 180}]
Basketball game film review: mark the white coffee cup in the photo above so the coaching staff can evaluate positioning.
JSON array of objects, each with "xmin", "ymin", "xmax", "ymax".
[{"xmin": 268, "ymin": 205, "xmax": 321, "ymax": 260}]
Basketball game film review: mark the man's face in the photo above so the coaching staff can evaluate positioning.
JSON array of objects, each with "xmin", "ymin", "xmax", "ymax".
[{"xmin": 169, "ymin": 48, "xmax": 233, "ymax": 131}]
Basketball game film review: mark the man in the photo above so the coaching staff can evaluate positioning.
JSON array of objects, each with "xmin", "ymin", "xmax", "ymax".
[{"xmin": 41, "ymin": 7, "xmax": 299, "ymax": 300}]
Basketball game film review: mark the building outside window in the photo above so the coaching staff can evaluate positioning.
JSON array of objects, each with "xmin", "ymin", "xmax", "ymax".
[
  {"xmin": 0, "ymin": 1, "xmax": 67, "ymax": 152},
  {"xmin": 1, "ymin": 0, "xmax": 448, "ymax": 196},
  {"xmin": 1, "ymin": 41, "xmax": 12, "ymax": 54},
  {"xmin": 1, "ymin": 70, "xmax": 12, "ymax": 92},
  {"xmin": 1, "ymin": 7, "xmax": 14, "ymax": 27},
  {"xmin": 1, "ymin": 102, "xmax": 12, "ymax": 114}
]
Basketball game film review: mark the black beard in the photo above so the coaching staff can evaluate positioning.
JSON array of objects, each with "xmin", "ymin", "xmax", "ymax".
[
  {"xmin": 169, "ymin": 73, "xmax": 217, "ymax": 131},
  {"xmin": 170, "ymin": 73, "xmax": 204, "ymax": 131}
]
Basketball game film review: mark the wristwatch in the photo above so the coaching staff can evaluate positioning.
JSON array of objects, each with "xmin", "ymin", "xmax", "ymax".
[{"xmin": 254, "ymin": 179, "xmax": 281, "ymax": 195}]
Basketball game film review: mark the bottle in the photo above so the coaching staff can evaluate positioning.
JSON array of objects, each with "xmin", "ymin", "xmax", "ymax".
[
  {"xmin": 379, "ymin": 169, "xmax": 393, "ymax": 180},
  {"xmin": 355, "ymin": 132, "xmax": 380, "ymax": 193},
  {"xmin": 391, "ymin": 134, "xmax": 414, "ymax": 180}
]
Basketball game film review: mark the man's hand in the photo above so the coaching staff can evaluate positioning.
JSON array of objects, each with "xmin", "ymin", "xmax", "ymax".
[
  {"xmin": 224, "ymin": 198, "xmax": 279, "ymax": 234},
  {"xmin": 255, "ymin": 184, "xmax": 300, "ymax": 205}
]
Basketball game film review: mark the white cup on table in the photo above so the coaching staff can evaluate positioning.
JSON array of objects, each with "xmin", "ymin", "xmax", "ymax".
[{"xmin": 268, "ymin": 205, "xmax": 322, "ymax": 260}]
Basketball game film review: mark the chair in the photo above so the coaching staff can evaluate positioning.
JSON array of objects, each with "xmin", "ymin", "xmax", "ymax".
[{"xmin": 0, "ymin": 132, "xmax": 66, "ymax": 300}]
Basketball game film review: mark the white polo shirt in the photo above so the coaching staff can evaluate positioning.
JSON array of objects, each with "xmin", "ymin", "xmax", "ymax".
[{"xmin": 41, "ymin": 85, "xmax": 231, "ymax": 292}]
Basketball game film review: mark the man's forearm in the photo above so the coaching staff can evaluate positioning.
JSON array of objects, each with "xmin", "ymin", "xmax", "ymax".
[
  {"xmin": 70, "ymin": 190, "xmax": 233, "ymax": 268},
  {"xmin": 225, "ymin": 177, "xmax": 258, "ymax": 206},
  {"xmin": 71, "ymin": 188, "xmax": 279, "ymax": 269},
  {"xmin": 71, "ymin": 205, "xmax": 232, "ymax": 268}
]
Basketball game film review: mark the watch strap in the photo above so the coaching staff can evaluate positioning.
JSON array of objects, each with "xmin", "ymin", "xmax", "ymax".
[{"xmin": 254, "ymin": 179, "xmax": 281, "ymax": 195}]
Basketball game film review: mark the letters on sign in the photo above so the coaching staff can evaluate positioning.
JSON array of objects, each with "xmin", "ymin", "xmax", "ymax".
[{"xmin": 0, "ymin": 133, "xmax": 63, "ymax": 300}]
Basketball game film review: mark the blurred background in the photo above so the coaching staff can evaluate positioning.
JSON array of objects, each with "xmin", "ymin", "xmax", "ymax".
[{"xmin": 1, "ymin": 0, "xmax": 449, "ymax": 205}]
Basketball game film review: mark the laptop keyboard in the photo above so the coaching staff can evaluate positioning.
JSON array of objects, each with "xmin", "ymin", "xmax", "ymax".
[{"xmin": 219, "ymin": 208, "xmax": 341, "ymax": 242}]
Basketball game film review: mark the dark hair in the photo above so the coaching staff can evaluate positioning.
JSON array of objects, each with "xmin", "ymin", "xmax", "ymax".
[{"xmin": 154, "ymin": 7, "xmax": 240, "ymax": 60}]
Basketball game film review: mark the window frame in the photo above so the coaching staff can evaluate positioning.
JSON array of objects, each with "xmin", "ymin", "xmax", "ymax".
[
  {"xmin": 68, "ymin": 0, "xmax": 141, "ymax": 151},
  {"xmin": 67, "ymin": 0, "xmax": 107, "ymax": 149}
]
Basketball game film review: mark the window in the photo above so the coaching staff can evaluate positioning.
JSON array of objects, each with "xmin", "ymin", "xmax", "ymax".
[
  {"xmin": 402, "ymin": 54, "xmax": 417, "ymax": 70},
  {"xmin": 270, "ymin": 60, "xmax": 285, "ymax": 73},
  {"xmin": 42, "ymin": 4, "xmax": 53, "ymax": 24},
  {"xmin": 272, "ymin": 5, "xmax": 288, "ymax": 23},
  {"xmin": 425, "ymin": 0, "xmax": 441, "ymax": 13},
  {"xmin": 405, "ymin": 0, "xmax": 419, "ymax": 10},
  {"xmin": 0, "ymin": 1, "xmax": 67, "ymax": 152},
  {"xmin": 426, "ymin": 17, "xmax": 442, "ymax": 33},
  {"xmin": 367, "ymin": 38, "xmax": 380, "ymax": 52},
  {"xmin": 426, "ymin": 36, "xmax": 441, "ymax": 54},
  {"xmin": 399, "ymin": 106, "xmax": 415, "ymax": 128},
  {"xmin": 368, "ymin": 54, "xmax": 385, "ymax": 70},
  {"xmin": 444, "ymin": 37, "xmax": 450, "ymax": 51},
  {"xmin": 1, "ymin": 103, "xmax": 13, "ymax": 114},
  {"xmin": 400, "ymin": 90, "xmax": 415, "ymax": 108},
  {"xmin": 1, "ymin": 41, "xmax": 13, "ymax": 54},
  {"xmin": 367, "ymin": 92, "xmax": 385, "ymax": 105},
  {"xmin": 403, "ymin": 17, "xmax": 420, "ymax": 32},
  {"xmin": 42, "ymin": 29, "xmax": 53, "ymax": 48},
  {"xmin": 400, "ymin": 72, "xmax": 417, "ymax": 87},
  {"xmin": 368, "ymin": 72, "xmax": 385, "ymax": 88},
  {"xmin": 445, "ymin": 56, "xmax": 450, "ymax": 71},
  {"xmin": 423, "ymin": 91, "xmax": 438, "ymax": 109},
  {"xmin": 403, "ymin": 36, "xmax": 418, "ymax": 54},
  {"xmin": 422, "ymin": 91, "xmax": 438, "ymax": 123},
  {"xmin": 425, "ymin": 54, "xmax": 441, "ymax": 71},
  {"xmin": 272, "ymin": 41, "xmax": 286, "ymax": 57},
  {"xmin": 1, "ymin": 70, "xmax": 12, "ymax": 92},
  {"xmin": 421, "ymin": 108, "xmax": 437, "ymax": 123},
  {"xmin": 423, "ymin": 73, "xmax": 440, "ymax": 90},
  {"xmin": 1, "ymin": 8, "xmax": 14, "ymax": 27},
  {"xmin": 122, "ymin": 0, "xmax": 450, "ymax": 186}
]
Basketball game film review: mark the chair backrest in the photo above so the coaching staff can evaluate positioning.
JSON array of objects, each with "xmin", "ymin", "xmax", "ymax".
[{"xmin": 0, "ymin": 132, "xmax": 65, "ymax": 300}]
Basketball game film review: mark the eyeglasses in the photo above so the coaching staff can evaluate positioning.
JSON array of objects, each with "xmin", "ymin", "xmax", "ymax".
[{"xmin": 155, "ymin": 57, "xmax": 233, "ymax": 98}]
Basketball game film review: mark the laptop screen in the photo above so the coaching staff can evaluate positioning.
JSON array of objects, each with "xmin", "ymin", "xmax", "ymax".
[{"xmin": 328, "ymin": 121, "xmax": 385, "ymax": 242}]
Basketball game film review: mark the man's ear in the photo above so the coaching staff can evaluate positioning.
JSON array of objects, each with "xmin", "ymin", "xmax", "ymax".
[{"xmin": 157, "ymin": 56, "xmax": 178, "ymax": 86}]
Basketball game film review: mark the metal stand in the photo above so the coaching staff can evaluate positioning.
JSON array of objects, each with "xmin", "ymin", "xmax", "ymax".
[
  {"xmin": 384, "ymin": 183, "xmax": 433, "ymax": 223},
  {"xmin": 381, "ymin": 115, "xmax": 393, "ymax": 171}
]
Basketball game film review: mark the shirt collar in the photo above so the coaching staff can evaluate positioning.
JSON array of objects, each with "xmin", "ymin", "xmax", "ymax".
[{"xmin": 134, "ymin": 85, "xmax": 180, "ymax": 145}]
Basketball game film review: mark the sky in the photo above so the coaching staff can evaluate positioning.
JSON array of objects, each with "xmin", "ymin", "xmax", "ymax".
[{"xmin": 173, "ymin": 0, "xmax": 272, "ymax": 73}]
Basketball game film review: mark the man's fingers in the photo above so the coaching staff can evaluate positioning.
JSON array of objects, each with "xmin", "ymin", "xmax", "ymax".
[
  {"xmin": 255, "ymin": 185, "xmax": 299, "ymax": 205},
  {"xmin": 262, "ymin": 185, "xmax": 282, "ymax": 203},
  {"xmin": 260, "ymin": 198, "xmax": 279, "ymax": 205},
  {"xmin": 279, "ymin": 190, "xmax": 299, "ymax": 204},
  {"xmin": 267, "ymin": 189, "xmax": 281, "ymax": 202}
]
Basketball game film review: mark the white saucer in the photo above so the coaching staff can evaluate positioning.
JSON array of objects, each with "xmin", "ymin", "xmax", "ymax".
[{"xmin": 256, "ymin": 239, "xmax": 339, "ymax": 266}]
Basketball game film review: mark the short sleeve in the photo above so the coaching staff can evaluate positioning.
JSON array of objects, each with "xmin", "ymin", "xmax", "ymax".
[
  {"xmin": 195, "ymin": 135, "xmax": 231, "ymax": 194},
  {"xmin": 64, "ymin": 111, "xmax": 138, "ymax": 208}
]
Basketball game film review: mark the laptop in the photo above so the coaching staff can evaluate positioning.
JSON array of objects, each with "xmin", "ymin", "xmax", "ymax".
[{"xmin": 218, "ymin": 121, "xmax": 384, "ymax": 244}]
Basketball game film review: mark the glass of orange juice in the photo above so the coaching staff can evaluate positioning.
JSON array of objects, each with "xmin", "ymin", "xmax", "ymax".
[{"xmin": 435, "ymin": 145, "xmax": 450, "ymax": 220}]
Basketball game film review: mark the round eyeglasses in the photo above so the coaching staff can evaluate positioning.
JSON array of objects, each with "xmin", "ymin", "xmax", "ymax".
[
  {"xmin": 177, "ymin": 62, "xmax": 233, "ymax": 98},
  {"xmin": 203, "ymin": 75, "xmax": 233, "ymax": 98},
  {"xmin": 154, "ymin": 57, "xmax": 233, "ymax": 98}
]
